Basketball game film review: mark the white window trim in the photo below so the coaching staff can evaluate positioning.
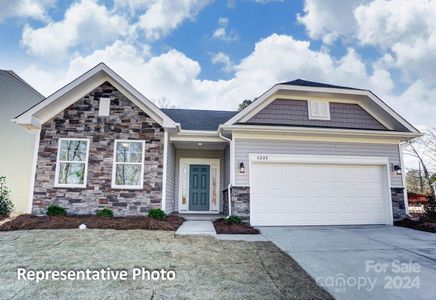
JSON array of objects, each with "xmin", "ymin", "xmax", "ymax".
[
  {"xmin": 111, "ymin": 140, "xmax": 145, "ymax": 190},
  {"xmin": 178, "ymin": 158, "xmax": 220, "ymax": 214},
  {"xmin": 308, "ymin": 100, "xmax": 331, "ymax": 120},
  {"xmin": 54, "ymin": 138, "xmax": 90, "ymax": 188}
]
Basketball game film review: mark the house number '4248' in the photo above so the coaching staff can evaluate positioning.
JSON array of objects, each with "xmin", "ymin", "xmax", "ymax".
[{"xmin": 256, "ymin": 155, "xmax": 268, "ymax": 161}]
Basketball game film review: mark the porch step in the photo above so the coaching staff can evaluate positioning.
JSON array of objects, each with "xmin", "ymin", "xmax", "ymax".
[
  {"xmin": 177, "ymin": 213, "xmax": 225, "ymax": 221},
  {"xmin": 175, "ymin": 221, "xmax": 217, "ymax": 237}
]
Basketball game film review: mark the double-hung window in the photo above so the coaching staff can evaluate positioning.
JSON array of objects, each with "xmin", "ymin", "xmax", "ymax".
[
  {"xmin": 112, "ymin": 140, "xmax": 145, "ymax": 189},
  {"xmin": 55, "ymin": 138, "xmax": 90, "ymax": 188}
]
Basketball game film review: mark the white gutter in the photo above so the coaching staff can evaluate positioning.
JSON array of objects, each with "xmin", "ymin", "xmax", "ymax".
[
  {"xmin": 222, "ymin": 124, "xmax": 422, "ymax": 140},
  {"xmin": 218, "ymin": 126, "xmax": 232, "ymax": 217}
]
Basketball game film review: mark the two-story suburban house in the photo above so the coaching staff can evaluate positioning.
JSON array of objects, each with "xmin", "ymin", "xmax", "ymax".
[
  {"xmin": 0, "ymin": 70, "xmax": 44, "ymax": 212},
  {"xmin": 13, "ymin": 63, "xmax": 421, "ymax": 226}
]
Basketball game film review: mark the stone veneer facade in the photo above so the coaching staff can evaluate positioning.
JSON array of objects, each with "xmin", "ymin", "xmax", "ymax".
[
  {"xmin": 32, "ymin": 82, "xmax": 164, "ymax": 216},
  {"xmin": 391, "ymin": 188, "xmax": 407, "ymax": 220},
  {"xmin": 229, "ymin": 187, "xmax": 250, "ymax": 220},
  {"xmin": 229, "ymin": 187, "xmax": 406, "ymax": 222}
]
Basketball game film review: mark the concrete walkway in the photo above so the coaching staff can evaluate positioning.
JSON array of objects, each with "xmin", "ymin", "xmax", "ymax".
[
  {"xmin": 175, "ymin": 221, "xmax": 267, "ymax": 241},
  {"xmin": 259, "ymin": 225, "xmax": 436, "ymax": 300},
  {"xmin": 175, "ymin": 221, "xmax": 217, "ymax": 237}
]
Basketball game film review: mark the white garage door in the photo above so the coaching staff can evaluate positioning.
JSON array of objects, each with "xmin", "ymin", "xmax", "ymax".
[{"xmin": 250, "ymin": 156, "xmax": 391, "ymax": 226}]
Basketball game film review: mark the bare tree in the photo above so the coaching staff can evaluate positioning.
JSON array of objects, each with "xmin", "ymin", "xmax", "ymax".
[
  {"xmin": 404, "ymin": 125, "xmax": 436, "ymax": 199},
  {"xmin": 152, "ymin": 97, "xmax": 177, "ymax": 109}
]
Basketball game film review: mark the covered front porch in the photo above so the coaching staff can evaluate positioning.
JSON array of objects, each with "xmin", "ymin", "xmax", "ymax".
[{"xmin": 164, "ymin": 132, "xmax": 231, "ymax": 216}]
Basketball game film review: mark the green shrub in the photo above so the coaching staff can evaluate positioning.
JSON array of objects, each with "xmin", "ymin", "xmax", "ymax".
[
  {"xmin": 0, "ymin": 176, "xmax": 13, "ymax": 216},
  {"xmin": 46, "ymin": 205, "xmax": 67, "ymax": 216},
  {"xmin": 226, "ymin": 215, "xmax": 242, "ymax": 225},
  {"xmin": 96, "ymin": 208, "xmax": 114, "ymax": 217},
  {"xmin": 148, "ymin": 208, "xmax": 166, "ymax": 220}
]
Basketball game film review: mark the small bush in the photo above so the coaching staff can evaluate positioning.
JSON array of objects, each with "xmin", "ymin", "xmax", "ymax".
[
  {"xmin": 46, "ymin": 205, "xmax": 67, "ymax": 217},
  {"xmin": 148, "ymin": 208, "xmax": 166, "ymax": 220},
  {"xmin": 424, "ymin": 200, "xmax": 436, "ymax": 222},
  {"xmin": 226, "ymin": 215, "xmax": 242, "ymax": 225},
  {"xmin": 96, "ymin": 208, "xmax": 114, "ymax": 217},
  {"xmin": 0, "ymin": 176, "xmax": 13, "ymax": 216}
]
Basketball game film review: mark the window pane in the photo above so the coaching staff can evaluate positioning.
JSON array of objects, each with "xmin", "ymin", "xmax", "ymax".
[
  {"xmin": 59, "ymin": 140, "xmax": 87, "ymax": 161},
  {"xmin": 116, "ymin": 141, "xmax": 142, "ymax": 163},
  {"xmin": 115, "ymin": 164, "xmax": 141, "ymax": 186},
  {"xmin": 58, "ymin": 162, "xmax": 85, "ymax": 184}
]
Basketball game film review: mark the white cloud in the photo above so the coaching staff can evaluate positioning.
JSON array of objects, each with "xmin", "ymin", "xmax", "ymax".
[
  {"xmin": 217, "ymin": 17, "xmax": 228, "ymax": 27},
  {"xmin": 211, "ymin": 52, "xmax": 234, "ymax": 72},
  {"xmin": 0, "ymin": 0, "xmax": 54, "ymax": 22},
  {"xmin": 299, "ymin": 0, "xmax": 436, "ymax": 85},
  {"xmin": 20, "ymin": 34, "xmax": 397, "ymax": 111},
  {"xmin": 21, "ymin": 0, "xmax": 129, "ymax": 60},
  {"xmin": 137, "ymin": 0, "xmax": 212, "ymax": 40},
  {"xmin": 386, "ymin": 81, "xmax": 436, "ymax": 130},
  {"xmin": 354, "ymin": 0, "xmax": 436, "ymax": 84},
  {"xmin": 297, "ymin": 0, "xmax": 368, "ymax": 44},
  {"xmin": 212, "ymin": 17, "xmax": 238, "ymax": 42}
]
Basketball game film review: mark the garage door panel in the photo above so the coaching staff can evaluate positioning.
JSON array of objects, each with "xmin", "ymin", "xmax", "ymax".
[{"xmin": 250, "ymin": 161, "xmax": 389, "ymax": 226}]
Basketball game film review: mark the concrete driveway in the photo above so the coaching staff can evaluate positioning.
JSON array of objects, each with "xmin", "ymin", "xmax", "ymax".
[{"xmin": 259, "ymin": 225, "xmax": 436, "ymax": 300}]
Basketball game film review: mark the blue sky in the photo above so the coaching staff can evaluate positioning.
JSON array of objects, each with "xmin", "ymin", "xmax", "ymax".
[{"xmin": 0, "ymin": 0, "xmax": 435, "ymax": 130}]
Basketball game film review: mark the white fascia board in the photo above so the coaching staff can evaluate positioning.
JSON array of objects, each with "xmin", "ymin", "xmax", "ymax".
[
  {"xmin": 14, "ymin": 64, "xmax": 105, "ymax": 125},
  {"xmin": 224, "ymin": 83, "xmax": 420, "ymax": 134},
  {"xmin": 365, "ymin": 91, "xmax": 420, "ymax": 133},
  {"xmin": 223, "ymin": 85, "xmax": 280, "ymax": 126},
  {"xmin": 13, "ymin": 63, "xmax": 178, "ymax": 129},
  {"xmin": 222, "ymin": 124, "xmax": 423, "ymax": 140},
  {"xmin": 102, "ymin": 65, "xmax": 177, "ymax": 128}
]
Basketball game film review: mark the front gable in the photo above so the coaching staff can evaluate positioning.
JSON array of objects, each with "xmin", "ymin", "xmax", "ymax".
[
  {"xmin": 13, "ymin": 63, "xmax": 178, "ymax": 130},
  {"xmin": 245, "ymin": 98, "xmax": 388, "ymax": 131},
  {"xmin": 224, "ymin": 83, "xmax": 420, "ymax": 135}
]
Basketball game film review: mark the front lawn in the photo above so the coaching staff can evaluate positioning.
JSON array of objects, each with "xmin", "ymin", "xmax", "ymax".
[
  {"xmin": 0, "ymin": 214, "xmax": 184, "ymax": 231},
  {"xmin": 0, "ymin": 229, "xmax": 333, "ymax": 299}
]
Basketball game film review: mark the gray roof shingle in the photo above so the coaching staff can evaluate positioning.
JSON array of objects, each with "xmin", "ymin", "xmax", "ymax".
[
  {"xmin": 162, "ymin": 108, "xmax": 238, "ymax": 131},
  {"xmin": 280, "ymin": 79, "xmax": 364, "ymax": 91}
]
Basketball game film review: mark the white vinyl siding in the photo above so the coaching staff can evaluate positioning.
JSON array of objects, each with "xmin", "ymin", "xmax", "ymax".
[
  {"xmin": 0, "ymin": 71, "xmax": 44, "ymax": 212},
  {"xmin": 55, "ymin": 138, "xmax": 90, "ymax": 188},
  {"xmin": 235, "ymin": 139, "xmax": 403, "ymax": 187},
  {"xmin": 165, "ymin": 142, "xmax": 176, "ymax": 212},
  {"xmin": 112, "ymin": 140, "xmax": 145, "ymax": 189}
]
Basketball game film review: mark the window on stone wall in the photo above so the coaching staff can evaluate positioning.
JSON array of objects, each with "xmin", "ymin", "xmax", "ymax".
[
  {"xmin": 112, "ymin": 140, "xmax": 145, "ymax": 189},
  {"xmin": 55, "ymin": 138, "xmax": 90, "ymax": 188}
]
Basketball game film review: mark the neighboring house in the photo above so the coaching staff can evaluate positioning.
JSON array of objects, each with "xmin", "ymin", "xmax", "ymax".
[
  {"xmin": 0, "ymin": 70, "xmax": 45, "ymax": 213},
  {"xmin": 14, "ymin": 63, "xmax": 421, "ymax": 225}
]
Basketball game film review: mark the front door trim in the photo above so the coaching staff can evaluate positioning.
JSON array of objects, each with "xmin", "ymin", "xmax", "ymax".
[{"xmin": 178, "ymin": 158, "xmax": 220, "ymax": 213}]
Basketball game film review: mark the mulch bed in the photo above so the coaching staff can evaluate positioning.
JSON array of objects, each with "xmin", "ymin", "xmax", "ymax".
[
  {"xmin": 0, "ymin": 214, "xmax": 184, "ymax": 231},
  {"xmin": 394, "ymin": 218, "xmax": 436, "ymax": 233},
  {"xmin": 0, "ymin": 215, "xmax": 9, "ymax": 222},
  {"xmin": 213, "ymin": 218, "xmax": 260, "ymax": 234}
]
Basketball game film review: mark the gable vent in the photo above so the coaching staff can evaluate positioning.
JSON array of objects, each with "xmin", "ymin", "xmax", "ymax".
[
  {"xmin": 98, "ymin": 98, "xmax": 110, "ymax": 116},
  {"xmin": 308, "ymin": 100, "xmax": 330, "ymax": 120}
]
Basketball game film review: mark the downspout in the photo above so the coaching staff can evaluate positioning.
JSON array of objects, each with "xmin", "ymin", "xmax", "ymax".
[{"xmin": 218, "ymin": 127, "xmax": 232, "ymax": 217}]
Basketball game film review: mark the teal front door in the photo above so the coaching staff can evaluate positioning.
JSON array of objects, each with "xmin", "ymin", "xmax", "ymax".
[{"xmin": 189, "ymin": 165, "xmax": 210, "ymax": 211}]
